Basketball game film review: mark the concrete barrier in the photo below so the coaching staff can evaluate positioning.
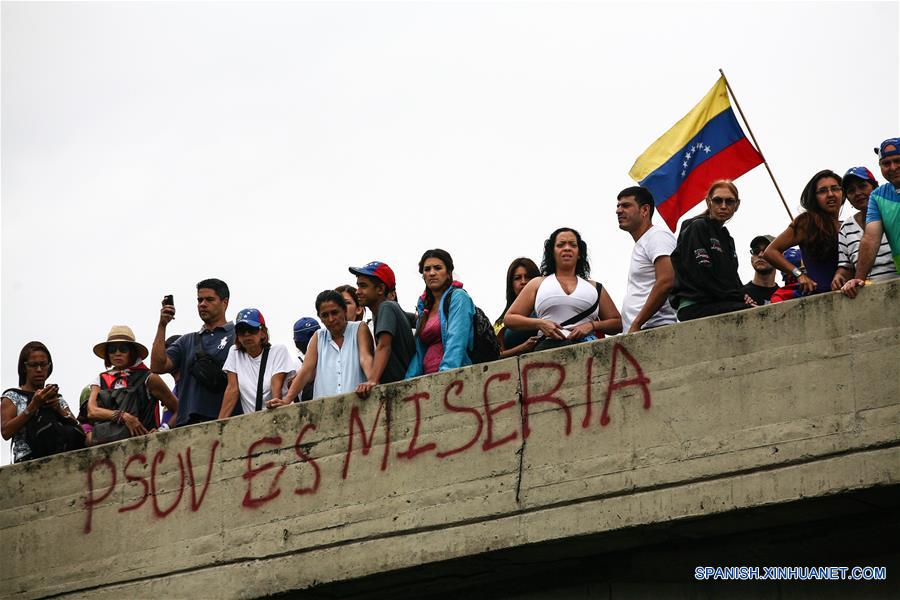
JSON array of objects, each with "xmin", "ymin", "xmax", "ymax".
[{"xmin": 2, "ymin": 280, "xmax": 898, "ymax": 599}]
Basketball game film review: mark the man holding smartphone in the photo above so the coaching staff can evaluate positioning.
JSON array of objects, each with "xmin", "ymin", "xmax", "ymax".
[{"xmin": 150, "ymin": 278, "xmax": 236, "ymax": 426}]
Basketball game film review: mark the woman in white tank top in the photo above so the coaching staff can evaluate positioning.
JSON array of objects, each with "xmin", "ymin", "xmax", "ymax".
[{"xmin": 504, "ymin": 227, "xmax": 622, "ymax": 350}]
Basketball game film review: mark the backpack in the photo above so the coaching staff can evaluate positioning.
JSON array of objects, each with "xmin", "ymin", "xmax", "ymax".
[
  {"xmin": 442, "ymin": 288, "xmax": 501, "ymax": 364},
  {"xmin": 93, "ymin": 370, "xmax": 156, "ymax": 444},
  {"xmin": 8, "ymin": 389, "xmax": 86, "ymax": 460}
]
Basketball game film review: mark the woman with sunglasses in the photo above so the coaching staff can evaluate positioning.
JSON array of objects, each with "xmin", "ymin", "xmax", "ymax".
[
  {"xmin": 219, "ymin": 308, "xmax": 298, "ymax": 418},
  {"xmin": 2, "ymin": 341, "xmax": 82, "ymax": 462},
  {"xmin": 87, "ymin": 326, "xmax": 178, "ymax": 441},
  {"xmin": 764, "ymin": 170, "xmax": 844, "ymax": 296},
  {"xmin": 671, "ymin": 180, "xmax": 752, "ymax": 321}
]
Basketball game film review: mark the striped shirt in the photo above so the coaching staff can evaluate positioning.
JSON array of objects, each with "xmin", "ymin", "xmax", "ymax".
[{"xmin": 837, "ymin": 215, "xmax": 897, "ymax": 280}]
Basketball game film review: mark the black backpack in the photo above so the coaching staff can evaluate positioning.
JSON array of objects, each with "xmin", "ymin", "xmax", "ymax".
[
  {"xmin": 8, "ymin": 389, "xmax": 86, "ymax": 460},
  {"xmin": 442, "ymin": 288, "xmax": 501, "ymax": 364},
  {"xmin": 93, "ymin": 370, "xmax": 157, "ymax": 444}
]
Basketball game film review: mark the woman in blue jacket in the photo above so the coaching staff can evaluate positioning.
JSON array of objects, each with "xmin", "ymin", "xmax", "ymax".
[{"xmin": 406, "ymin": 249, "xmax": 475, "ymax": 378}]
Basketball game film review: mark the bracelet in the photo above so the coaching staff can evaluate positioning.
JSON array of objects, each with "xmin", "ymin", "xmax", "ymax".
[{"xmin": 113, "ymin": 409, "xmax": 123, "ymax": 423}]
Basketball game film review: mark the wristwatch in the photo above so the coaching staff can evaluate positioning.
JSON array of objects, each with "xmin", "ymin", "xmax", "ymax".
[{"xmin": 791, "ymin": 267, "xmax": 804, "ymax": 278}]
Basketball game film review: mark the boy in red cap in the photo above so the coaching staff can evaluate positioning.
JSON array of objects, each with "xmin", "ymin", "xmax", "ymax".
[{"xmin": 349, "ymin": 262, "xmax": 415, "ymax": 396}]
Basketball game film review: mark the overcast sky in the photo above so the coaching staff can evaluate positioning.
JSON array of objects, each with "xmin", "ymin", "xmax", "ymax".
[{"xmin": 2, "ymin": 1, "xmax": 898, "ymax": 465}]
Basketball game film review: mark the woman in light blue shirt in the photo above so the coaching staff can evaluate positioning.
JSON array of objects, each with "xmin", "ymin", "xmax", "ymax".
[{"xmin": 272, "ymin": 290, "xmax": 374, "ymax": 404}]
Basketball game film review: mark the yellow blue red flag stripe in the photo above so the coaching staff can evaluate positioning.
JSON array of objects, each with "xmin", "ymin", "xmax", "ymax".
[{"xmin": 629, "ymin": 77, "xmax": 763, "ymax": 231}]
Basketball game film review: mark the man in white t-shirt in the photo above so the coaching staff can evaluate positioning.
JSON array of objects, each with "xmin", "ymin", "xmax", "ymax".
[{"xmin": 616, "ymin": 186, "xmax": 677, "ymax": 334}]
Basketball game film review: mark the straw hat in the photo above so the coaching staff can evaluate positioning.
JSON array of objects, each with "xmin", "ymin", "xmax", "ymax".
[{"xmin": 92, "ymin": 325, "xmax": 149, "ymax": 360}]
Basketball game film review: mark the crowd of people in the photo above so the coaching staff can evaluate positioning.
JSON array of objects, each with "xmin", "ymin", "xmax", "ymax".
[{"xmin": 3, "ymin": 137, "xmax": 898, "ymax": 464}]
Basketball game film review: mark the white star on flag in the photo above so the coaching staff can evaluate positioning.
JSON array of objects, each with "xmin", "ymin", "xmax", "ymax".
[{"xmin": 704, "ymin": 145, "xmax": 711, "ymax": 153}]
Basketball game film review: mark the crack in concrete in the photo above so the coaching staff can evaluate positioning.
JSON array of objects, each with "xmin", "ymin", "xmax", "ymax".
[{"xmin": 514, "ymin": 355, "xmax": 526, "ymax": 506}]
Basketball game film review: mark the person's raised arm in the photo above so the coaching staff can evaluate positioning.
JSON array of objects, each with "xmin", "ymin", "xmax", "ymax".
[
  {"xmin": 764, "ymin": 223, "xmax": 816, "ymax": 294},
  {"xmin": 842, "ymin": 220, "xmax": 885, "ymax": 298},
  {"xmin": 151, "ymin": 300, "xmax": 176, "ymax": 374},
  {"xmin": 629, "ymin": 256, "xmax": 674, "ymax": 333},
  {"xmin": 273, "ymin": 335, "xmax": 319, "ymax": 407}
]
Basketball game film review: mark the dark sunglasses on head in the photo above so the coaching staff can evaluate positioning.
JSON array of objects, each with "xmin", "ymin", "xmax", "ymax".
[
  {"xmin": 107, "ymin": 343, "xmax": 133, "ymax": 354},
  {"xmin": 710, "ymin": 196, "xmax": 738, "ymax": 206}
]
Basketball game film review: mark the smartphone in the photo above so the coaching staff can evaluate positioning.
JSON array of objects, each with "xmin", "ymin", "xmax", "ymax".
[{"xmin": 163, "ymin": 294, "xmax": 174, "ymax": 306}]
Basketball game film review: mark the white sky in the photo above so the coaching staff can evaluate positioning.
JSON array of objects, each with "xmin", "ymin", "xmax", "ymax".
[{"xmin": 2, "ymin": 1, "xmax": 898, "ymax": 466}]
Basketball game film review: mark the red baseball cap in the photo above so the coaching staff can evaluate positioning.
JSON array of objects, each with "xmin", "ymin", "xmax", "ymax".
[{"xmin": 349, "ymin": 261, "xmax": 396, "ymax": 291}]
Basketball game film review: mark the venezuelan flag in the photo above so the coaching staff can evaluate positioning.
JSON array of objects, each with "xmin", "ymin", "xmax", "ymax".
[{"xmin": 629, "ymin": 77, "xmax": 764, "ymax": 231}]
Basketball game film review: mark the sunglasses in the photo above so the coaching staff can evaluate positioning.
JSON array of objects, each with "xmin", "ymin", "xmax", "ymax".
[
  {"xmin": 236, "ymin": 325, "xmax": 261, "ymax": 336},
  {"xmin": 710, "ymin": 196, "xmax": 738, "ymax": 207},
  {"xmin": 107, "ymin": 343, "xmax": 133, "ymax": 354},
  {"xmin": 25, "ymin": 361, "xmax": 51, "ymax": 369}
]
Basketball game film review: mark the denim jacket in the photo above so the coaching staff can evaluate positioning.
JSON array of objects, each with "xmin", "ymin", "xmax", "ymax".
[{"xmin": 405, "ymin": 285, "xmax": 475, "ymax": 378}]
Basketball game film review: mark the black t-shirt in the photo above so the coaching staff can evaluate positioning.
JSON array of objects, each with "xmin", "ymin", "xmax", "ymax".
[
  {"xmin": 742, "ymin": 282, "xmax": 778, "ymax": 305},
  {"xmin": 373, "ymin": 301, "xmax": 416, "ymax": 384}
]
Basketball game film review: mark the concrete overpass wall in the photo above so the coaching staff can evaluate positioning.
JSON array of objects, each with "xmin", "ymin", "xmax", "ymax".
[{"xmin": 1, "ymin": 280, "xmax": 898, "ymax": 599}]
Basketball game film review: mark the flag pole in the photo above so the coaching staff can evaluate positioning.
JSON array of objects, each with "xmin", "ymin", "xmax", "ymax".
[{"xmin": 718, "ymin": 68, "xmax": 794, "ymax": 222}]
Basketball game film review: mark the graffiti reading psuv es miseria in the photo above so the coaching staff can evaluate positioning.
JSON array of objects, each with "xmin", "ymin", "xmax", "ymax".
[{"xmin": 83, "ymin": 343, "xmax": 651, "ymax": 533}]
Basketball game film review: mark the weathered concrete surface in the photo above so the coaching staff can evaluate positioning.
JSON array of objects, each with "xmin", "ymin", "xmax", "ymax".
[{"xmin": 1, "ymin": 280, "xmax": 898, "ymax": 599}]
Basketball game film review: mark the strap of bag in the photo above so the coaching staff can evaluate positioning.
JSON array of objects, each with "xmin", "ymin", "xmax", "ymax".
[
  {"xmin": 255, "ymin": 346, "xmax": 271, "ymax": 412},
  {"xmin": 442, "ymin": 287, "xmax": 456, "ymax": 320},
  {"xmin": 560, "ymin": 282, "xmax": 602, "ymax": 328},
  {"xmin": 194, "ymin": 331, "xmax": 207, "ymax": 358}
]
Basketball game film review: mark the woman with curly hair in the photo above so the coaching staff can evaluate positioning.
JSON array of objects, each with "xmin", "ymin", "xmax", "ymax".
[
  {"xmin": 504, "ymin": 227, "xmax": 621, "ymax": 351},
  {"xmin": 764, "ymin": 170, "xmax": 844, "ymax": 295}
]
